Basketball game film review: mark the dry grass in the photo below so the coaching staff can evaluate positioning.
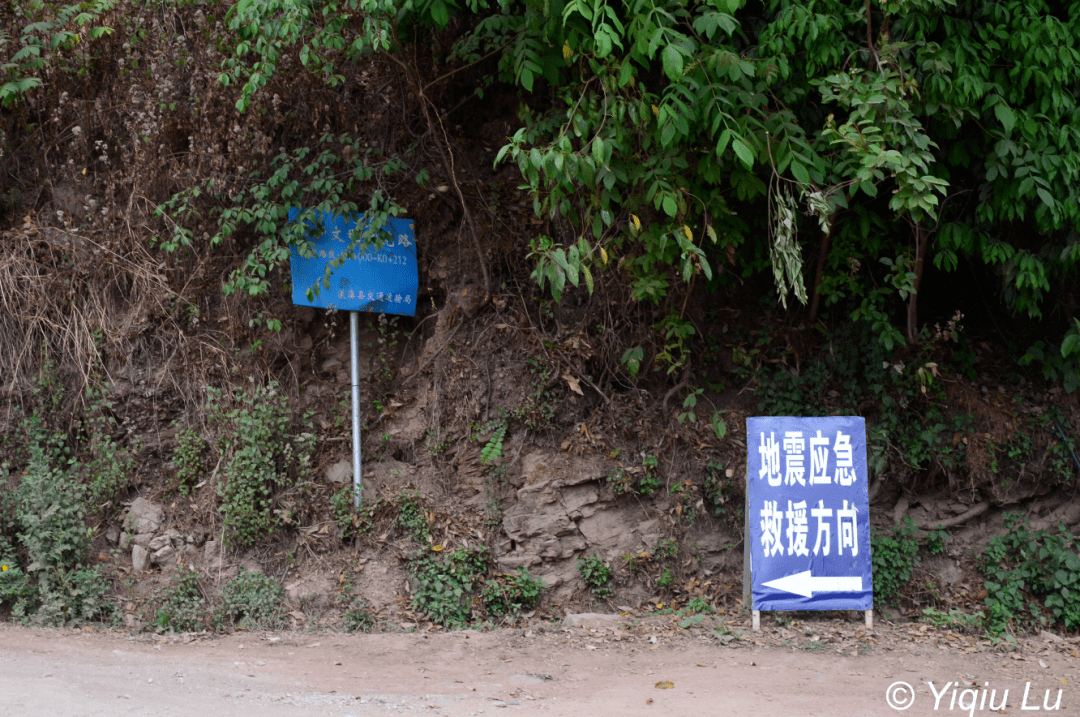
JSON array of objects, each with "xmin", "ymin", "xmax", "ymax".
[{"xmin": 0, "ymin": 217, "xmax": 232, "ymax": 433}]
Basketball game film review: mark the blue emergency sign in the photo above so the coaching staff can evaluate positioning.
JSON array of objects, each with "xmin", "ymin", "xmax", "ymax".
[
  {"xmin": 287, "ymin": 208, "xmax": 418, "ymax": 317},
  {"xmin": 746, "ymin": 416, "xmax": 873, "ymax": 611}
]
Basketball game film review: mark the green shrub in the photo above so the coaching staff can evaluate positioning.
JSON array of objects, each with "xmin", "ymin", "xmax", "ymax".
[
  {"xmin": 209, "ymin": 382, "xmax": 314, "ymax": 550},
  {"xmin": 16, "ymin": 456, "xmax": 90, "ymax": 576},
  {"xmin": 154, "ymin": 568, "xmax": 205, "ymax": 633},
  {"xmin": 82, "ymin": 386, "xmax": 136, "ymax": 504},
  {"xmin": 5, "ymin": 422, "xmax": 116, "ymax": 626},
  {"xmin": 577, "ymin": 553, "xmax": 613, "ymax": 599},
  {"xmin": 84, "ymin": 433, "xmax": 135, "ymax": 504},
  {"xmin": 870, "ymin": 517, "xmax": 921, "ymax": 606},
  {"xmin": 220, "ymin": 570, "xmax": 284, "ymax": 630},
  {"xmin": 408, "ymin": 547, "xmax": 489, "ymax": 628},
  {"xmin": 979, "ymin": 514, "xmax": 1080, "ymax": 635},
  {"xmin": 30, "ymin": 566, "xmax": 115, "ymax": 627}
]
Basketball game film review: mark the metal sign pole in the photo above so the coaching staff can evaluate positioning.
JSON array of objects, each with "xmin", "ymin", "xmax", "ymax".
[
  {"xmin": 288, "ymin": 211, "xmax": 417, "ymax": 506},
  {"xmin": 350, "ymin": 310, "xmax": 362, "ymax": 508}
]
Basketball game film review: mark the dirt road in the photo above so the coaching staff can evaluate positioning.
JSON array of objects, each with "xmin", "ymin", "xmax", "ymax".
[{"xmin": 1, "ymin": 616, "xmax": 1076, "ymax": 717}]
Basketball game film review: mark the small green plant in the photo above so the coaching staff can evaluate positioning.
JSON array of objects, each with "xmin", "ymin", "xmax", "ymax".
[
  {"xmin": 638, "ymin": 454, "xmax": 661, "ymax": 495},
  {"xmin": 607, "ymin": 467, "xmax": 632, "ymax": 495},
  {"xmin": 482, "ymin": 567, "xmax": 545, "ymax": 618},
  {"xmin": 684, "ymin": 596, "xmax": 713, "ymax": 614},
  {"xmin": 925, "ymin": 527, "xmax": 950, "ymax": 556},
  {"xmin": 395, "ymin": 489, "xmax": 430, "ymax": 542},
  {"xmin": 870, "ymin": 517, "xmax": 921, "ymax": 605},
  {"xmin": 620, "ymin": 346, "xmax": 644, "ymax": 378},
  {"xmin": 712, "ymin": 624, "xmax": 746, "ymax": 644},
  {"xmin": 84, "ymin": 433, "xmax": 136, "ymax": 505},
  {"xmin": 425, "ymin": 428, "xmax": 451, "ymax": 456},
  {"xmin": 577, "ymin": 553, "xmax": 613, "ymax": 599},
  {"xmin": 676, "ymin": 612, "xmax": 710, "ymax": 628},
  {"xmin": 656, "ymin": 567, "xmax": 675, "ymax": 589},
  {"xmin": 220, "ymin": 570, "xmax": 284, "ymax": 630},
  {"xmin": 154, "ymin": 567, "xmax": 205, "ymax": 633},
  {"xmin": 371, "ymin": 313, "xmax": 402, "ymax": 384},
  {"xmin": 677, "ymin": 387, "xmax": 704, "ymax": 424},
  {"xmin": 173, "ymin": 427, "xmax": 205, "ymax": 495},
  {"xmin": 702, "ymin": 461, "xmax": 739, "ymax": 520},
  {"xmin": 478, "ymin": 420, "xmax": 507, "ymax": 465},
  {"xmin": 623, "ymin": 550, "xmax": 645, "ymax": 573},
  {"xmin": 654, "ymin": 538, "xmax": 678, "ymax": 557}
]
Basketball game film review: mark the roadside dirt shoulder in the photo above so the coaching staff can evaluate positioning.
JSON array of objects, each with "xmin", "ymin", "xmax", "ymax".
[{"xmin": 2, "ymin": 617, "xmax": 1077, "ymax": 716}]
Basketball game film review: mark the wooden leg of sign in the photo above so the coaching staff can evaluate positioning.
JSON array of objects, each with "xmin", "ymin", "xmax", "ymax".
[
  {"xmin": 752, "ymin": 611, "xmax": 760, "ymax": 631},
  {"xmin": 865, "ymin": 609, "xmax": 873, "ymax": 630},
  {"xmin": 742, "ymin": 468, "xmax": 752, "ymax": 614}
]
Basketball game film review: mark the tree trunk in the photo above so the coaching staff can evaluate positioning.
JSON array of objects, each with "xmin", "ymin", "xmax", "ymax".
[
  {"xmin": 808, "ymin": 212, "xmax": 839, "ymax": 324},
  {"xmin": 907, "ymin": 222, "xmax": 928, "ymax": 344}
]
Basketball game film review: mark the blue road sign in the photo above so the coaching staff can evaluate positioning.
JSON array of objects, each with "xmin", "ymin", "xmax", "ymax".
[
  {"xmin": 288, "ymin": 208, "xmax": 418, "ymax": 317},
  {"xmin": 746, "ymin": 416, "xmax": 873, "ymax": 611}
]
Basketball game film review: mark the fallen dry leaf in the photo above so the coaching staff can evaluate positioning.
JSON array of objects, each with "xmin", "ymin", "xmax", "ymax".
[{"xmin": 562, "ymin": 373, "xmax": 584, "ymax": 395}]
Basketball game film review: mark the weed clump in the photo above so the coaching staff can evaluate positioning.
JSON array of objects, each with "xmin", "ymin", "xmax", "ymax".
[
  {"xmin": 342, "ymin": 598, "xmax": 375, "ymax": 632},
  {"xmin": 408, "ymin": 546, "xmax": 489, "ymax": 628},
  {"xmin": 406, "ymin": 538, "xmax": 544, "ymax": 627},
  {"xmin": 173, "ymin": 427, "xmax": 205, "ymax": 496},
  {"xmin": 482, "ymin": 568, "xmax": 545, "ymax": 617},
  {"xmin": 219, "ymin": 570, "xmax": 284, "ymax": 630},
  {"xmin": 153, "ymin": 568, "xmax": 206, "ymax": 633}
]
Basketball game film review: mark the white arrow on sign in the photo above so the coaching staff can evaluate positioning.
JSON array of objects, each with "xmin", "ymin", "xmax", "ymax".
[{"xmin": 762, "ymin": 571, "xmax": 863, "ymax": 598}]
